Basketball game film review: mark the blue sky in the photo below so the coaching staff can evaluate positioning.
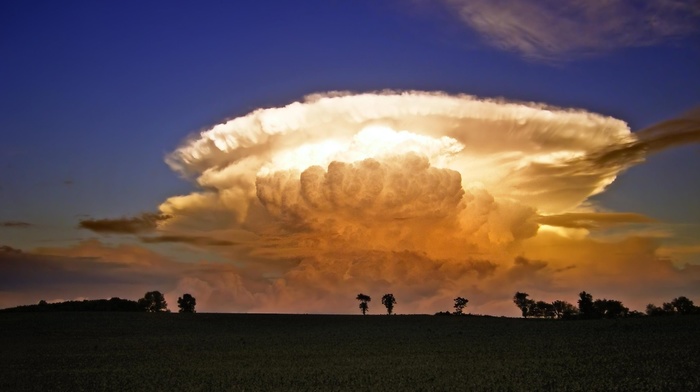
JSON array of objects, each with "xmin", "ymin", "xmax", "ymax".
[{"xmin": 1, "ymin": 1, "xmax": 699, "ymax": 314}]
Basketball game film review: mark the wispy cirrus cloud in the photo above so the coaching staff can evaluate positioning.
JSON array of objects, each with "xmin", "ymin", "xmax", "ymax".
[{"xmin": 437, "ymin": 0, "xmax": 700, "ymax": 60}]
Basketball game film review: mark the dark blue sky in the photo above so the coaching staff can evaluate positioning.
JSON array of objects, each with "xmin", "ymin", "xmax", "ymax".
[
  {"xmin": 2, "ymin": 0, "xmax": 699, "ymax": 236},
  {"xmin": 1, "ymin": 0, "xmax": 699, "ymax": 313}
]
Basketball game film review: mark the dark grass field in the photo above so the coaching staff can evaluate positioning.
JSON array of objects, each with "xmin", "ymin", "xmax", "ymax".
[{"xmin": 1, "ymin": 312, "xmax": 698, "ymax": 391}]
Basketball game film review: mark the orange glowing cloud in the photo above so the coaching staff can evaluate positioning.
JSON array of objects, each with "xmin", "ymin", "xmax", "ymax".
[
  {"xmin": 15, "ymin": 91, "xmax": 694, "ymax": 315},
  {"xmin": 141, "ymin": 91, "xmax": 700, "ymax": 314}
]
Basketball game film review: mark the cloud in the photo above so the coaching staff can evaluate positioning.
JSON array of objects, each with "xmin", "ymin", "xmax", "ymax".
[
  {"xmin": 538, "ymin": 212, "xmax": 655, "ymax": 229},
  {"xmin": 0, "ymin": 242, "xmax": 172, "ymax": 302},
  {"xmin": 166, "ymin": 91, "xmax": 636, "ymax": 218},
  {"xmin": 149, "ymin": 91, "xmax": 700, "ymax": 314},
  {"xmin": 79, "ymin": 213, "xmax": 170, "ymax": 234},
  {"xmin": 6, "ymin": 92, "xmax": 700, "ymax": 315},
  {"xmin": 0, "ymin": 240, "xmax": 256, "ymax": 313},
  {"xmin": 589, "ymin": 107, "xmax": 700, "ymax": 167},
  {"xmin": 139, "ymin": 235, "xmax": 235, "ymax": 247},
  {"xmin": 256, "ymin": 153, "xmax": 465, "ymax": 228},
  {"xmin": 1, "ymin": 221, "xmax": 32, "ymax": 228},
  {"xmin": 436, "ymin": 0, "xmax": 700, "ymax": 60},
  {"xmin": 519, "ymin": 232, "xmax": 700, "ymax": 311},
  {"xmin": 0, "ymin": 245, "xmax": 23, "ymax": 253}
]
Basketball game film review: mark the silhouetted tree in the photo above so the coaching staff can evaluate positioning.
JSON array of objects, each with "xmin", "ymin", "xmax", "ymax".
[
  {"xmin": 356, "ymin": 293, "xmax": 371, "ymax": 315},
  {"xmin": 138, "ymin": 291, "xmax": 168, "ymax": 312},
  {"xmin": 107, "ymin": 297, "xmax": 142, "ymax": 311},
  {"xmin": 670, "ymin": 296, "xmax": 696, "ymax": 315},
  {"xmin": 381, "ymin": 293, "xmax": 396, "ymax": 315},
  {"xmin": 453, "ymin": 297, "xmax": 469, "ymax": 315},
  {"xmin": 647, "ymin": 297, "xmax": 699, "ymax": 316},
  {"xmin": 552, "ymin": 300, "xmax": 578, "ymax": 319},
  {"xmin": 577, "ymin": 291, "xmax": 596, "ymax": 319},
  {"xmin": 177, "ymin": 293, "xmax": 196, "ymax": 313},
  {"xmin": 594, "ymin": 299, "xmax": 628, "ymax": 318},
  {"xmin": 38, "ymin": 300, "xmax": 48, "ymax": 306},
  {"xmin": 513, "ymin": 292, "xmax": 535, "ymax": 318},
  {"xmin": 662, "ymin": 302, "xmax": 675, "ymax": 313},
  {"xmin": 532, "ymin": 301, "xmax": 556, "ymax": 319},
  {"xmin": 646, "ymin": 303, "xmax": 669, "ymax": 316}
]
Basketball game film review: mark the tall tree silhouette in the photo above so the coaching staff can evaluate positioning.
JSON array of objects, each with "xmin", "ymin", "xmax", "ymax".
[
  {"xmin": 552, "ymin": 300, "xmax": 577, "ymax": 319},
  {"xmin": 356, "ymin": 293, "xmax": 371, "ymax": 315},
  {"xmin": 381, "ymin": 294, "xmax": 396, "ymax": 315},
  {"xmin": 453, "ymin": 297, "xmax": 469, "ymax": 315},
  {"xmin": 594, "ymin": 299, "xmax": 628, "ymax": 318},
  {"xmin": 177, "ymin": 293, "xmax": 196, "ymax": 313},
  {"xmin": 513, "ymin": 292, "xmax": 535, "ymax": 318},
  {"xmin": 138, "ymin": 291, "xmax": 168, "ymax": 312},
  {"xmin": 670, "ymin": 296, "xmax": 696, "ymax": 314},
  {"xmin": 533, "ymin": 301, "xmax": 556, "ymax": 319},
  {"xmin": 578, "ymin": 291, "xmax": 600, "ymax": 319}
]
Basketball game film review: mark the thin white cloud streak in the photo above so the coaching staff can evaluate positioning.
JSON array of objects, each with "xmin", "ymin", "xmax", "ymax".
[{"xmin": 437, "ymin": 0, "xmax": 700, "ymax": 60}]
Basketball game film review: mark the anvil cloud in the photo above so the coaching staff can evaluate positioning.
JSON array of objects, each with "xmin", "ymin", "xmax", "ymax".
[
  {"xmin": 135, "ymin": 91, "xmax": 698, "ymax": 314},
  {"xmin": 5, "ymin": 92, "xmax": 696, "ymax": 314}
]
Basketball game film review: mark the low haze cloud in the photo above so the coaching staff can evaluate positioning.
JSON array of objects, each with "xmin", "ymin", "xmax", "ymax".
[
  {"xmin": 435, "ymin": 0, "xmax": 700, "ymax": 60},
  {"xmin": 1, "ymin": 221, "xmax": 32, "ymax": 228},
  {"xmin": 0, "ymin": 240, "xmax": 256, "ymax": 312}
]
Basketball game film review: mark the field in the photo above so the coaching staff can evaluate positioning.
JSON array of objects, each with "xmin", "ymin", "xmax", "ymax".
[{"xmin": 1, "ymin": 313, "xmax": 698, "ymax": 391}]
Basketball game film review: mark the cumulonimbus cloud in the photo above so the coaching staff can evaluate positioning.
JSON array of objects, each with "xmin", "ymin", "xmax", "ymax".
[
  {"xmin": 7, "ymin": 91, "xmax": 697, "ymax": 315},
  {"xmin": 436, "ymin": 0, "xmax": 700, "ymax": 60},
  {"xmin": 148, "ymin": 91, "xmax": 700, "ymax": 314}
]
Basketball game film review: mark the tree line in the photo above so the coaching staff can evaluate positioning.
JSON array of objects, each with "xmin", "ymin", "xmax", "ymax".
[
  {"xmin": 0, "ymin": 291, "xmax": 197, "ymax": 313},
  {"xmin": 512, "ymin": 291, "xmax": 699, "ymax": 319},
  {"xmin": 3, "ymin": 290, "xmax": 698, "ymax": 318}
]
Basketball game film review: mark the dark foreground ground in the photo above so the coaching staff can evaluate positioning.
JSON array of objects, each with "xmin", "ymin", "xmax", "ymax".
[{"xmin": 1, "ymin": 313, "xmax": 698, "ymax": 391}]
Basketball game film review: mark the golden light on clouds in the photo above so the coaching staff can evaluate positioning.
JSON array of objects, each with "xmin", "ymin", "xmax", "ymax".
[
  {"xmin": 13, "ymin": 91, "xmax": 691, "ymax": 315},
  {"xmin": 135, "ymin": 91, "xmax": 697, "ymax": 315}
]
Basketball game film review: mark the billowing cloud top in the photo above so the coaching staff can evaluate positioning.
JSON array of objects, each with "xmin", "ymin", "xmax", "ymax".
[{"xmin": 166, "ymin": 91, "xmax": 635, "ymax": 218}]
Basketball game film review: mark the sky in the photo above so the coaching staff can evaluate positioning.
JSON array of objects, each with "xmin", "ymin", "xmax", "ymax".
[{"xmin": 1, "ymin": 0, "xmax": 699, "ymax": 316}]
